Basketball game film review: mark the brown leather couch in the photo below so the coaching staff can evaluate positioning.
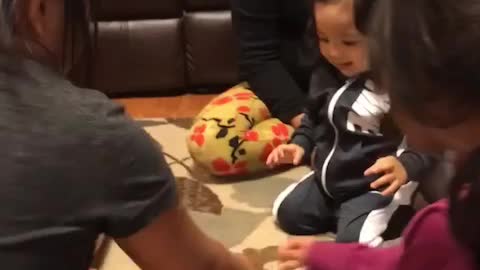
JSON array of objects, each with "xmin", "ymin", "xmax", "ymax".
[{"xmin": 88, "ymin": 0, "xmax": 239, "ymax": 96}]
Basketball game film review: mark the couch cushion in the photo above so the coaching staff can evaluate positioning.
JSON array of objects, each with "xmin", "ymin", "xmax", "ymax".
[
  {"xmin": 95, "ymin": 0, "xmax": 182, "ymax": 20},
  {"xmin": 93, "ymin": 19, "xmax": 186, "ymax": 95},
  {"xmin": 89, "ymin": 0, "xmax": 239, "ymax": 96},
  {"xmin": 184, "ymin": 0, "xmax": 230, "ymax": 11},
  {"xmin": 184, "ymin": 11, "xmax": 239, "ymax": 87}
]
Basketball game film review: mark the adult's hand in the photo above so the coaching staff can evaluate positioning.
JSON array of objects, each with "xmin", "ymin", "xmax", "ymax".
[{"xmin": 115, "ymin": 206, "xmax": 254, "ymax": 270}]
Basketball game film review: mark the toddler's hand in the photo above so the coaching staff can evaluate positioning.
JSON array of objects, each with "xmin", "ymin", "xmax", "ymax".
[
  {"xmin": 266, "ymin": 144, "xmax": 305, "ymax": 167},
  {"xmin": 290, "ymin": 113, "xmax": 305, "ymax": 129},
  {"xmin": 365, "ymin": 156, "xmax": 408, "ymax": 196},
  {"xmin": 278, "ymin": 237, "xmax": 317, "ymax": 270}
]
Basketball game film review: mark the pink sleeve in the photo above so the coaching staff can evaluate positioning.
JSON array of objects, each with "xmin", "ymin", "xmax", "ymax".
[
  {"xmin": 306, "ymin": 242, "xmax": 402, "ymax": 270},
  {"xmin": 306, "ymin": 201, "xmax": 451, "ymax": 270}
]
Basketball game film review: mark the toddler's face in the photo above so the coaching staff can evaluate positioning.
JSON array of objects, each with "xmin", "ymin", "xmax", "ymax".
[{"xmin": 314, "ymin": 1, "xmax": 369, "ymax": 77}]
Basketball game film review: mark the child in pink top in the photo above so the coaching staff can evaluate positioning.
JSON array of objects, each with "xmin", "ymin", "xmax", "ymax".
[
  {"xmin": 279, "ymin": 0, "xmax": 480, "ymax": 269},
  {"xmin": 279, "ymin": 200, "xmax": 474, "ymax": 270}
]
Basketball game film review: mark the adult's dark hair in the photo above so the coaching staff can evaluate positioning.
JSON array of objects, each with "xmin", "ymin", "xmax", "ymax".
[
  {"xmin": 0, "ymin": 0, "xmax": 96, "ymax": 82},
  {"xmin": 0, "ymin": 0, "xmax": 16, "ymax": 48},
  {"xmin": 64, "ymin": 0, "xmax": 96, "ymax": 75},
  {"xmin": 370, "ymin": 0, "xmax": 480, "ymax": 267}
]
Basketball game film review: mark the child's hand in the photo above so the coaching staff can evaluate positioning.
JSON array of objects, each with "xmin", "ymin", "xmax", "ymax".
[
  {"xmin": 278, "ymin": 237, "xmax": 317, "ymax": 270},
  {"xmin": 266, "ymin": 144, "xmax": 305, "ymax": 167},
  {"xmin": 365, "ymin": 156, "xmax": 408, "ymax": 196}
]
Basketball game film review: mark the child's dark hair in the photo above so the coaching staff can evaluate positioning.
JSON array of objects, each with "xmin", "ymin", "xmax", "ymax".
[
  {"xmin": 449, "ymin": 149, "xmax": 480, "ymax": 268},
  {"xmin": 370, "ymin": 0, "xmax": 480, "ymax": 266},
  {"xmin": 369, "ymin": 0, "xmax": 480, "ymax": 128}
]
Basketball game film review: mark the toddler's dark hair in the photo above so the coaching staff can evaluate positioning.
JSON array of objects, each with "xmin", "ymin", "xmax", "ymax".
[
  {"xmin": 306, "ymin": 0, "xmax": 378, "ymax": 123},
  {"xmin": 313, "ymin": 0, "xmax": 377, "ymax": 34}
]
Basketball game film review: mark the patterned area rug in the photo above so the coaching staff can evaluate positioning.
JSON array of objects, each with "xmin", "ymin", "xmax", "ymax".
[{"xmin": 98, "ymin": 118, "xmax": 333, "ymax": 270}]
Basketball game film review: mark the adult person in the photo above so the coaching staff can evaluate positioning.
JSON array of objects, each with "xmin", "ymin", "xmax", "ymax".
[
  {"xmin": 0, "ymin": 0, "xmax": 252, "ymax": 269},
  {"xmin": 231, "ymin": 0, "xmax": 342, "ymax": 128}
]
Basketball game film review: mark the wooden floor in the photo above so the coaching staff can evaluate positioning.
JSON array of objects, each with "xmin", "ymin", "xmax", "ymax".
[{"xmin": 115, "ymin": 94, "xmax": 216, "ymax": 119}]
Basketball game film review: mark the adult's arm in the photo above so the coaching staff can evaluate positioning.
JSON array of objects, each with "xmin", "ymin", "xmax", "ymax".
[
  {"xmin": 94, "ymin": 101, "xmax": 252, "ymax": 270},
  {"xmin": 231, "ymin": 0, "xmax": 306, "ymax": 124},
  {"xmin": 116, "ymin": 206, "xmax": 251, "ymax": 270},
  {"xmin": 106, "ymin": 135, "xmax": 250, "ymax": 270}
]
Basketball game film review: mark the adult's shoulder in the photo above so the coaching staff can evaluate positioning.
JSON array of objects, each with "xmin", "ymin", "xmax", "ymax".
[
  {"xmin": 53, "ymin": 83, "xmax": 162, "ymax": 176},
  {"xmin": 64, "ymin": 84, "xmax": 125, "ymax": 118},
  {"xmin": 51, "ymin": 85, "xmax": 178, "ymax": 238},
  {"xmin": 76, "ymin": 86, "xmax": 156, "ymax": 154}
]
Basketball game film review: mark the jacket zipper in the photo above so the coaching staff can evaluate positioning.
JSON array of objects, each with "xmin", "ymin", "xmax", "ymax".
[{"xmin": 320, "ymin": 79, "xmax": 356, "ymax": 198}]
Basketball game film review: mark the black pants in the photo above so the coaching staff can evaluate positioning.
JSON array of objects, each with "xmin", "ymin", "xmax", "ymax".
[{"xmin": 272, "ymin": 171, "xmax": 417, "ymax": 245}]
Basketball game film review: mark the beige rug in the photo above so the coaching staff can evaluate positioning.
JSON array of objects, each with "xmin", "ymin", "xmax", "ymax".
[{"xmin": 97, "ymin": 118, "xmax": 333, "ymax": 270}]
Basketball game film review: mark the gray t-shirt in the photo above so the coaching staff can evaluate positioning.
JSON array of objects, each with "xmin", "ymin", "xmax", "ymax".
[{"xmin": 0, "ymin": 56, "xmax": 177, "ymax": 269}]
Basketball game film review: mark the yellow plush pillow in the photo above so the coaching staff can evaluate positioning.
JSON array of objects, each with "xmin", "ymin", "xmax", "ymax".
[{"xmin": 187, "ymin": 85, "xmax": 294, "ymax": 176}]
